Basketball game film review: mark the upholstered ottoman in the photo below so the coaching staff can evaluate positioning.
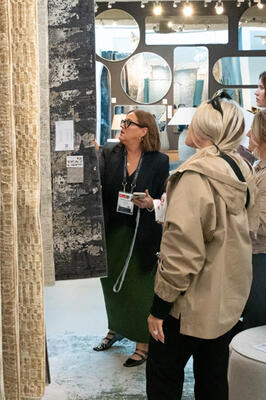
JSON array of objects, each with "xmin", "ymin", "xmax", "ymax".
[{"xmin": 228, "ymin": 326, "xmax": 266, "ymax": 400}]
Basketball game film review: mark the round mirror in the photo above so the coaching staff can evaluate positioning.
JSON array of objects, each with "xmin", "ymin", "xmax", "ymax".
[
  {"xmin": 239, "ymin": 5, "xmax": 266, "ymax": 50},
  {"xmin": 95, "ymin": 9, "xmax": 140, "ymax": 61},
  {"xmin": 121, "ymin": 52, "xmax": 172, "ymax": 104}
]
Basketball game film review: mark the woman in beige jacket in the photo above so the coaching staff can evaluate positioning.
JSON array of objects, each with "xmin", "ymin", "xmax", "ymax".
[{"xmin": 146, "ymin": 94, "xmax": 258, "ymax": 400}]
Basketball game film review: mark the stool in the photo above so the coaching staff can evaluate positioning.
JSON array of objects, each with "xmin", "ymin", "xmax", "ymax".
[{"xmin": 228, "ymin": 326, "xmax": 266, "ymax": 400}]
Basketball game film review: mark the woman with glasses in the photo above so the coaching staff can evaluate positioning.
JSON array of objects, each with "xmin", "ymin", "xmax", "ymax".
[
  {"xmin": 94, "ymin": 110, "xmax": 169, "ymax": 367},
  {"xmin": 242, "ymin": 110, "xmax": 266, "ymax": 329},
  {"xmin": 255, "ymin": 71, "xmax": 266, "ymax": 108},
  {"xmin": 146, "ymin": 96, "xmax": 258, "ymax": 400}
]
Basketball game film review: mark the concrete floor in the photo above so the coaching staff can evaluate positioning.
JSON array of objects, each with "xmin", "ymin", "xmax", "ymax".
[{"xmin": 42, "ymin": 278, "xmax": 194, "ymax": 399}]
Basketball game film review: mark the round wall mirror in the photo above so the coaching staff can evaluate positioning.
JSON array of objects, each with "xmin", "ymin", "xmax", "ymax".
[
  {"xmin": 95, "ymin": 9, "xmax": 140, "ymax": 61},
  {"xmin": 239, "ymin": 5, "xmax": 266, "ymax": 50},
  {"xmin": 121, "ymin": 52, "xmax": 171, "ymax": 104},
  {"xmin": 213, "ymin": 56, "xmax": 266, "ymax": 85}
]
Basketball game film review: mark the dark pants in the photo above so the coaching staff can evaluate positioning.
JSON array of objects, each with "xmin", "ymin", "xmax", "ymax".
[
  {"xmin": 242, "ymin": 253, "xmax": 266, "ymax": 330},
  {"xmin": 146, "ymin": 315, "xmax": 231, "ymax": 400}
]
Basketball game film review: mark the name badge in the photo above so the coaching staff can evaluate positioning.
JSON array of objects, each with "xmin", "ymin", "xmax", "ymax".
[{"xmin": 117, "ymin": 191, "xmax": 134, "ymax": 215}]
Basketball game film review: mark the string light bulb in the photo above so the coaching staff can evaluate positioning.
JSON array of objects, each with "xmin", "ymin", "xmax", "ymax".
[
  {"xmin": 215, "ymin": 1, "xmax": 224, "ymax": 14},
  {"xmin": 257, "ymin": 0, "xmax": 264, "ymax": 8},
  {"xmin": 141, "ymin": 1, "xmax": 145, "ymax": 8},
  {"xmin": 183, "ymin": 1, "xmax": 193, "ymax": 16},
  {"xmin": 107, "ymin": 1, "xmax": 112, "ymax": 9},
  {"xmin": 153, "ymin": 2, "xmax": 163, "ymax": 16},
  {"xmin": 173, "ymin": 1, "xmax": 178, "ymax": 7}
]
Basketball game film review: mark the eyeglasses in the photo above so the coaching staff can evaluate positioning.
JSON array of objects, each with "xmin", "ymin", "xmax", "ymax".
[
  {"xmin": 207, "ymin": 90, "xmax": 232, "ymax": 117},
  {"xmin": 120, "ymin": 119, "xmax": 146, "ymax": 129}
]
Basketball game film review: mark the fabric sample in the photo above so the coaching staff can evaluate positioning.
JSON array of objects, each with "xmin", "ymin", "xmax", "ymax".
[
  {"xmin": 38, "ymin": 0, "xmax": 55, "ymax": 286},
  {"xmin": 0, "ymin": 0, "xmax": 46, "ymax": 398}
]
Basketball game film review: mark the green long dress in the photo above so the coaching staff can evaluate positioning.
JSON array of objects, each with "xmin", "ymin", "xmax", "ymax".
[
  {"xmin": 101, "ymin": 173, "xmax": 155, "ymax": 343},
  {"xmin": 100, "ymin": 145, "xmax": 169, "ymax": 343}
]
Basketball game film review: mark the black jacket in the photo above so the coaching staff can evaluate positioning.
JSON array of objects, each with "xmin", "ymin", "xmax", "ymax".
[{"xmin": 100, "ymin": 143, "xmax": 169, "ymax": 271}]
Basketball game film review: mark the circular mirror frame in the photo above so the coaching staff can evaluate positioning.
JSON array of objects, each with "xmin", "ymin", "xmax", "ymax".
[
  {"xmin": 120, "ymin": 52, "xmax": 172, "ymax": 104},
  {"xmin": 95, "ymin": 9, "xmax": 140, "ymax": 62}
]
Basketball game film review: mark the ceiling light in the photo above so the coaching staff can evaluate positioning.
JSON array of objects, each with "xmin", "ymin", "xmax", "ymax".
[
  {"xmin": 183, "ymin": 1, "xmax": 193, "ymax": 16},
  {"xmin": 107, "ymin": 1, "xmax": 112, "ymax": 9},
  {"xmin": 94, "ymin": 2, "xmax": 98, "ymax": 12},
  {"xmin": 248, "ymin": 0, "xmax": 252, "ymax": 6},
  {"xmin": 237, "ymin": 1, "xmax": 241, "ymax": 6},
  {"xmin": 204, "ymin": 1, "xmax": 208, "ymax": 7},
  {"xmin": 215, "ymin": 1, "xmax": 224, "ymax": 14},
  {"xmin": 141, "ymin": 1, "xmax": 145, "ymax": 8},
  {"xmin": 257, "ymin": 0, "xmax": 264, "ymax": 8},
  {"xmin": 153, "ymin": 2, "xmax": 163, "ymax": 16},
  {"xmin": 173, "ymin": 1, "xmax": 178, "ymax": 7}
]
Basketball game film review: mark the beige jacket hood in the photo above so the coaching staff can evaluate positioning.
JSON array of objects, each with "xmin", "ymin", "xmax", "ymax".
[{"xmin": 154, "ymin": 146, "xmax": 258, "ymax": 339}]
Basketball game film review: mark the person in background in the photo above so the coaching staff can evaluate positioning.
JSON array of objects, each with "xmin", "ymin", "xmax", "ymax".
[
  {"xmin": 146, "ymin": 94, "xmax": 258, "ymax": 400},
  {"xmin": 93, "ymin": 110, "xmax": 169, "ymax": 367},
  {"xmin": 242, "ymin": 110, "xmax": 266, "ymax": 329},
  {"xmin": 255, "ymin": 71, "xmax": 266, "ymax": 109}
]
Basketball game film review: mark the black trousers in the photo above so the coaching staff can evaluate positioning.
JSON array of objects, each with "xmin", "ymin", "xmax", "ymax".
[
  {"xmin": 146, "ymin": 315, "xmax": 231, "ymax": 400},
  {"xmin": 242, "ymin": 253, "xmax": 266, "ymax": 330}
]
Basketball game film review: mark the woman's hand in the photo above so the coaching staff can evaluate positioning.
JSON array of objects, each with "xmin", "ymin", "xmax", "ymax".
[
  {"xmin": 93, "ymin": 139, "xmax": 99, "ymax": 151},
  {"xmin": 148, "ymin": 314, "xmax": 165, "ymax": 343},
  {"xmin": 132, "ymin": 189, "xmax": 154, "ymax": 209}
]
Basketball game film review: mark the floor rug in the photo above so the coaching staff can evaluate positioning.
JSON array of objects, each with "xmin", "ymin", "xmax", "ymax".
[{"xmin": 43, "ymin": 334, "xmax": 194, "ymax": 400}]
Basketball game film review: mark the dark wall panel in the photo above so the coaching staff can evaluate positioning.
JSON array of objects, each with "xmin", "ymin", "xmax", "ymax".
[{"xmin": 48, "ymin": 0, "xmax": 107, "ymax": 280}]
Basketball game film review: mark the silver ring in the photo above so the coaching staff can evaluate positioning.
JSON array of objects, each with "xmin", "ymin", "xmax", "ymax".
[{"xmin": 153, "ymin": 330, "xmax": 158, "ymax": 335}]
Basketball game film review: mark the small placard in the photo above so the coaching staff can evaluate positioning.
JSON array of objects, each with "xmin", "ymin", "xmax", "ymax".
[
  {"xmin": 66, "ymin": 156, "xmax": 83, "ymax": 168},
  {"xmin": 55, "ymin": 120, "xmax": 74, "ymax": 151},
  {"xmin": 66, "ymin": 156, "xmax": 84, "ymax": 183},
  {"xmin": 167, "ymin": 105, "xmax": 173, "ymax": 119}
]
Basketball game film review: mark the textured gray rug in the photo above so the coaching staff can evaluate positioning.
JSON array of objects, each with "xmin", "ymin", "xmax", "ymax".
[{"xmin": 43, "ymin": 334, "xmax": 194, "ymax": 399}]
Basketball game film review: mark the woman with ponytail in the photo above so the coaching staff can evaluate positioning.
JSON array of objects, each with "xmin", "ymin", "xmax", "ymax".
[{"xmin": 146, "ymin": 93, "xmax": 258, "ymax": 400}]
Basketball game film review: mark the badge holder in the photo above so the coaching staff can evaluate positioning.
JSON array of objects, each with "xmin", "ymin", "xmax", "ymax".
[{"xmin": 117, "ymin": 191, "xmax": 134, "ymax": 215}]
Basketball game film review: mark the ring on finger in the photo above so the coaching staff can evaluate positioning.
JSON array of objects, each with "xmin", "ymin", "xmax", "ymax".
[{"xmin": 153, "ymin": 330, "xmax": 158, "ymax": 335}]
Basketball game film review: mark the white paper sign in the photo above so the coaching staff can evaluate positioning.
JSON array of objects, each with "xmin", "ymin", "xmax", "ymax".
[
  {"xmin": 55, "ymin": 120, "xmax": 74, "ymax": 151},
  {"xmin": 66, "ymin": 156, "xmax": 83, "ymax": 168}
]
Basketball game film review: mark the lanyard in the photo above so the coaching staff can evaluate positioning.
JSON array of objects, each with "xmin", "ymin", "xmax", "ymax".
[
  {"xmin": 113, "ymin": 207, "xmax": 140, "ymax": 293},
  {"xmin": 122, "ymin": 151, "xmax": 143, "ymax": 193}
]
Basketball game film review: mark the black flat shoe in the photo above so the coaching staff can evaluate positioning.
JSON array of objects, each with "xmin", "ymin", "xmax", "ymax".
[
  {"xmin": 93, "ymin": 331, "xmax": 124, "ymax": 351},
  {"xmin": 123, "ymin": 350, "xmax": 148, "ymax": 367}
]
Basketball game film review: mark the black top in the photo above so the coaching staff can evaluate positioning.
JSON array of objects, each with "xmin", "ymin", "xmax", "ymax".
[{"xmin": 100, "ymin": 143, "xmax": 169, "ymax": 271}]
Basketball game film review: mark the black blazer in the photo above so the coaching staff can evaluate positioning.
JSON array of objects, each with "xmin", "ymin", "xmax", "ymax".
[{"xmin": 100, "ymin": 143, "xmax": 169, "ymax": 271}]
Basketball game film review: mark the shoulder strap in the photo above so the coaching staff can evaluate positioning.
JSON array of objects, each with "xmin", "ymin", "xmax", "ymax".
[{"xmin": 219, "ymin": 152, "xmax": 250, "ymax": 209}]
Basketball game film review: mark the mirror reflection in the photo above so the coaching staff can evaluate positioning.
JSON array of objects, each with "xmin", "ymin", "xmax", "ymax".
[
  {"xmin": 95, "ymin": 9, "xmax": 140, "ymax": 61},
  {"xmin": 174, "ymin": 47, "xmax": 208, "ymax": 107},
  {"xmin": 213, "ymin": 56, "xmax": 266, "ymax": 85},
  {"xmin": 121, "ymin": 52, "xmax": 171, "ymax": 104},
  {"xmin": 239, "ymin": 5, "xmax": 266, "ymax": 50},
  {"xmin": 114, "ymin": 104, "xmax": 166, "ymax": 127},
  {"xmin": 211, "ymin": 88, "xmax": 257, "ymax": 110},
  {"xmin": 145, "ymin": 15, "xmax": 228, "ymax": 45},
  {"xmin": 96, "ymin": 61, "xmax": 111, "ymax": 145}
]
